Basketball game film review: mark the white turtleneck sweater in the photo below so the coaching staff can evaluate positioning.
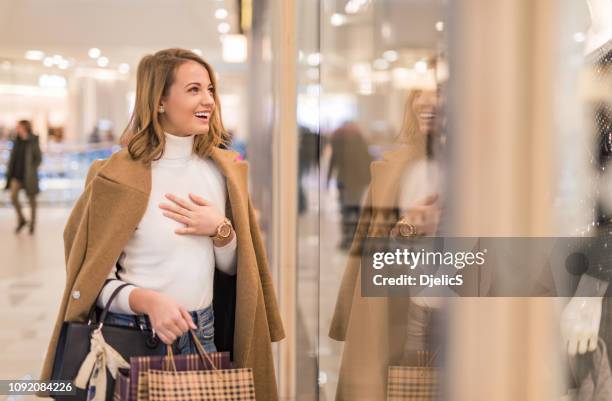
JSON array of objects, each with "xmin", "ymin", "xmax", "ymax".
[{"xmin": 97, "ymin": 133, "xmax": 237, "ymax": 314}]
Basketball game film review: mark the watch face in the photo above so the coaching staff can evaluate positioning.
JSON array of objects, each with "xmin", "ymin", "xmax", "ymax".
[
  {"xmin": 219, "ymin": 223, "xmax": 231, "ymax": 238},
  {"xmin": 399, "ymin": 223, "xmax": 413, "ymax": 237}
]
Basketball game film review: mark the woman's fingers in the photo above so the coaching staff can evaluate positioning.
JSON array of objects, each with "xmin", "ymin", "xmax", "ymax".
[
  {"xmin": 156, "ymin": 325, "xmax": 178, "ymax": 344},
  {"xmin": 164, "ymin": 193, "xmax": 195, "ymax": 211},
  {"xmin": 173, "ymin": 315, "xmax": 191, "ymax": 333},
  {"xmin": 166, "ymin": 320, "xmax": 186, "ymax": 338},
  {"xmin": 156, "ymin": 330, "xmax": 175, "ymax": 345},
  {"xmin": 175, "ymin": 226, "xmax": 197, "ymax": 235},
  {"xmin": 181, "ymin": 308, "xmax": 197, "ymax": 330},
  {"xmin": 415, "ymin": 194, "xmax": 439, "ymax": 206},
  {"xmin": 189, "ymin": 193, "xmax": 211, "ymax": 206},
  {"xmin": 162, "ymin": 210, "xmax": 192, "ymax": 225},
  {"xmin": 159, "ymin": 202, "xmax": 192, "ymax": 217},
  {"xmin": 155, "ymin": 314, "xmax": 193, "ymax": 345}
]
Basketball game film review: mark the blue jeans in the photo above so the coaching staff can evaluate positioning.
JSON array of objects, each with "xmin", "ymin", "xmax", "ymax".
[{"xmin": 104, "ymin": 304, "xmax": 217, "ymax": 355}]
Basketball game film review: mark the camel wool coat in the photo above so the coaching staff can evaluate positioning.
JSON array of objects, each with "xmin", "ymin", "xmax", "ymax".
[{"xmin": 39, "ymin": 146, "xmax": 285, "ymax": 400}]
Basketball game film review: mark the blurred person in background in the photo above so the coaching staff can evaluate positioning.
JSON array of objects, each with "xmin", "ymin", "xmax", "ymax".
[
  {"xmin": 327, "ymin": 121, "xmax": 372, "ymax": 249},
  {"xmin": 4, "ymin": 120, "xmax": 41, "ymax": 234},
  {"xmin": 298, "ymin": 124, "xmax": 318, "ymax": 214},
  {"xmin": 88, "ymin": 126, "xmax": 101, "ymax": 143}
]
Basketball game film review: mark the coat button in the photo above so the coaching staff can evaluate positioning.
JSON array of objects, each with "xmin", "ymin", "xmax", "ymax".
[{"xmin": 72, "ymin": 290, "xmax": 81, "ymax": 300}]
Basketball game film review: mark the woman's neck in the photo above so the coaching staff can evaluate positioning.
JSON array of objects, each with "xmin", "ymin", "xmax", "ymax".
[{"xmin": 162, "ymin": 132, "xmax": 194, "ymax": 160}]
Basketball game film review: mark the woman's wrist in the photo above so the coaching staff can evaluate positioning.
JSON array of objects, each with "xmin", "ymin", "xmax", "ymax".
[
  {"xmin": 129, "ymin": 288, "xmax": 154, "ymax": 314},
  {"xmin": 213, "ymin": 228, "xmax": 235, "ymax": 247},
  {"xmin": 211, "ymin": 217, "xmax": 233, "ymax": 240}
]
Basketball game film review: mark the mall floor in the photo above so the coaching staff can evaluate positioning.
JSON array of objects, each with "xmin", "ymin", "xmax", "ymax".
[
  {"xmin": 0, "ymin": 206, "xmax": 68, "ymax": 401},
  {"xmin": 0, "ymin": 178, "xmax": 349, "ymax": 401}
]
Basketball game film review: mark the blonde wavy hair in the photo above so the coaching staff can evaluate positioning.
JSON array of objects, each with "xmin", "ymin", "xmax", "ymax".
[
  {"xmin": 120, "ymin": 48, "xmax": 229, "ymax": 162},
  {"xmin": 397, "ymin": 89, "xmax": 422, "ymax": 143}
]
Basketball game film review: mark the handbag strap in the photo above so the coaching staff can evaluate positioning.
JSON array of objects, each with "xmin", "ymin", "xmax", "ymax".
[
  {"xmin": 96, "ymin": 283, "xmax": 132, "ymax": 328},
  {"xmin": 87, "ymin": 278, "xmax": 115, "ymax": 324}
]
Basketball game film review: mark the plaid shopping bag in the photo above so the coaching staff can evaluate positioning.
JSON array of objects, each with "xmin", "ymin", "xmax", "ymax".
[
  {"xmin": 130, "ymin": 351, "xmax": 231, "ymax": 401},
  {"xmin": 386, "ymin": 366, "xmax": 440, "ymax": 401},
  {"xmin": 387, "ymin": 350, "xmax": 440, "ymax": 401},
  {"xmin": 145, "ymin": 368, "xmax": 255, "ymax": 401},
  {"xmin": 136, "ymin": 330, "xmax": 252, "ymax": 401},
  {"xmin": 113, "ymin": 368, "xmax": 131, "ymax": 401}
]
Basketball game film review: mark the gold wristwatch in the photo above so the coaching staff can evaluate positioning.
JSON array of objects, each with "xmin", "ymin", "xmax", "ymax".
[
  {"xmin": 213, "ymin": 218, "xmax": 233, "ymax": 240},
  {"xmin": 397, "ymin": 217, "xmax": 418, "ymax": 237}
]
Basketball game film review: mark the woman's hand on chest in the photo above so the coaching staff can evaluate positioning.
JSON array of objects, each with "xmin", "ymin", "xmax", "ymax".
[{"xmin": 159, "ymin": 192, "xmax": 225, "ymax": 236}]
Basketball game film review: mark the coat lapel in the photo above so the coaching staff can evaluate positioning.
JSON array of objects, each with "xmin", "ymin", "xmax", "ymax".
[{"xmin": 210, "ymin": 148, "xmax": 258, "ymax": 365}]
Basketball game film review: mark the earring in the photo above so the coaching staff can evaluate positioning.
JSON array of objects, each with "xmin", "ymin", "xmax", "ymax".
[{"xmin": 158, "ymin": 106, "xmax": 165, "ymax": 113}]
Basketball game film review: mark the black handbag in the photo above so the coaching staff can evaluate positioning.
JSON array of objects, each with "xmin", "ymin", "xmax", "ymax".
[{"xmin": 50, "ymin": 282, "xmax": 165, "ymax": 400}]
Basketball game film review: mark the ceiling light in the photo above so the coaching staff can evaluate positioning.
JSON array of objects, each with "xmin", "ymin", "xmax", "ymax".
[
  {"xmin": 414, "ymin": 60, "xmax": 428, "ymax": 74},
  {"xmin": 351, "ymin": 62, "xmax": 371, "ymax": 79},
  {"xmin": 118, "ymin": 63, "xmax": 130, "ymax": 74},
  {"xmin": 218, "ymin": 22, "xmax": 231, "ymax": 34},
  {"xmin": 25, "ymin": 50, "xmax": 45, "ymax": 61},
  {"xmin": 307, "ymin": 53, "xmax": 321, "ymax": 66},
  {"xmin": 43, "ymin": 57, "xmax": 54, "ymax": 67},
  {"xmin": 435, "ymin": 21, "xmax": 444, "ymax": 32},
  {"xmin": 373, "ymin": 58, "xmax": 389, "ymax": 70},
  {"xmin": 383, "ymin": 50, "xmax": 398, "ymax": 62},
  {"xmin": 345, "ymin": 0, "xmax": 371, "ymax": 14},
  {"xmin": 97, "ymin": 56, "xmax": 109, "ymax": 67},
  {"xmin": 39, "ymin": 74, "xmax": 67, "ymax": 89},
  {"xmin": 215, "ymin": 8, "xmax": 228, "ymax": 19},
  {"xmin": 345, "ymin": 0, "xmax": 360, "ymax": 14},
  {"xmin": 330, "ymin": 13, "xmax": 347, "ymax": 26},
  {"xmin": 222, "ymin": 34, "xmax": 247, "ymax": 63},
  {"xmin": 58, "ymin": 60, "xmax": 70, "ymax": 70},
  {"xmin": 88, "ymin": 48, "xmax": 101, "ymax": 59},
  {"xmin": 52, "ymin": 54, "xmax": 63, "ymax": 64}
]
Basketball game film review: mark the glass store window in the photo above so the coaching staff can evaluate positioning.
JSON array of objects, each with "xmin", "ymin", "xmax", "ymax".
[
  {"xmin": 316, "ymin": 0, "xmax": 612, "ymax": 400},
  {"xmin": 318, "ymin": 0, "xmax": 448, "ymax": 399}
]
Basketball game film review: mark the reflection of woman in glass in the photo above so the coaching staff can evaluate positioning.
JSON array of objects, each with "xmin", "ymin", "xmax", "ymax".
[
  {"xmin": 5, "ymin": 120, "xmax": 42, "ymax": 235},
  {"xmin": 329, "ymin": 88, "xmax": 444, "ymax": 400},
  {"xmin": 40, "ymin": 49, "xmax": 284, "ymax": 401}
]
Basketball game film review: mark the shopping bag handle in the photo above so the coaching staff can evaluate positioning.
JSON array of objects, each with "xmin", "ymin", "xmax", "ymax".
[
  {"xmin": 417, "ymin": 349, "xmax": 439, "ymax": 368},
  {"xmin": 163, "ymin": 330, "xmax": 220, "ymax": 373}
]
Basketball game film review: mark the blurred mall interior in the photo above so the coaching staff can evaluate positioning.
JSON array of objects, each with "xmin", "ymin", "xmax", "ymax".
[{"xmin": 1, "ymin": 0, "xmax": 612, "ymax": 400}]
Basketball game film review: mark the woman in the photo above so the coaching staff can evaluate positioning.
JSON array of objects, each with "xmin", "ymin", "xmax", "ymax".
[
  {"xmin": 329, "ymin": 89, "xmax": 446, "ymax": 400},
  {"xmin": 40, "ymin": 49, "xmax": 285, "ymax": 400},
  {"xmin": 4, "ymin": 120, "xmax": 42, "ymax": 234}
]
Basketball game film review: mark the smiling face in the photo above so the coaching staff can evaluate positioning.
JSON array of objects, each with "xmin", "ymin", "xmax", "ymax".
[
  {"xmin": 412, "ymin": 90, "xmax": 437, "ymax": 134},
  {"xmin": 159, "ymin": 60, "xmax": 215, "ymax": 137}
]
